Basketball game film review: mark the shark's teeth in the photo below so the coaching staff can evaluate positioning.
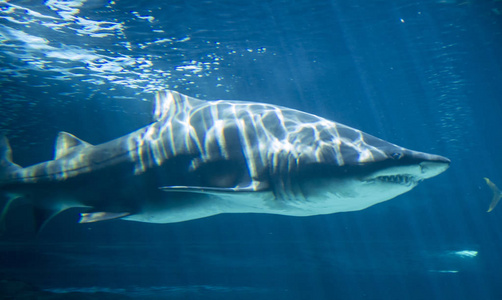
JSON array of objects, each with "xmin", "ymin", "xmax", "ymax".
[{"xmin": 370, "ymin": 175, "xmax": 417, "ymax": 186}]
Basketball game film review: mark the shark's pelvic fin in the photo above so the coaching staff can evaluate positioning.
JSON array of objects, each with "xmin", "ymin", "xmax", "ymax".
[
  {"xmin": 484, "ymin": 177, "xmax": 502, "ymax": 212},
  {"xmin": 54, "ymin": 132, "xmax": 92, "ymax": 160},
  {"xmin": 79, "ymin": 212, "xmax": 131, "ymax": 223}
]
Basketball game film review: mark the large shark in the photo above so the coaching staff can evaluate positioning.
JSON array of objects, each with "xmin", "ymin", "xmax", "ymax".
[{"xmin": 0, "ymin": 90, "xmax": 449, "ymax": 231}]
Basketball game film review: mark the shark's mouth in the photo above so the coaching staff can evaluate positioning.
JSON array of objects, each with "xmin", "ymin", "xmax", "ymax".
[{"xmin": 367, "ymin": 174, "xmax": 419, "ymax": 186}]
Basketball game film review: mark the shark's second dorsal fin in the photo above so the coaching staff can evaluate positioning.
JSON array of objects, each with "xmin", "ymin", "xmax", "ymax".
[
  {"xmin": 54, "ymin": 132, "xmax": 92, "ymax": 160},
  {"xmin": 153, "ymin": 90, "xmax": 204, "ymax": 121}
]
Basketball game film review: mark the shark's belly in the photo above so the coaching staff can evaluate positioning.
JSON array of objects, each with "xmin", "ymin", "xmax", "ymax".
[{"xmin": 120, "ymin": 191, "xmax": 321, "ymax": 223}]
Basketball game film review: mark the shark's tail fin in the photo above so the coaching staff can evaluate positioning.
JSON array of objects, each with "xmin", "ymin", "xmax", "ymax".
[
  {"xmin": 484, "ymin": 177, "xmax": 502, "ymax": 212},
  {"xmin": 0, "ymin": 135, "xmax": 23, "ymax": 234}
]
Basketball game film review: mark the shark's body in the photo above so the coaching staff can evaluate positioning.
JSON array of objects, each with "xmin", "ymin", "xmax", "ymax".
[{"xmin": 0, "ymin": 90, "xmax": 449, "ymax": 230}]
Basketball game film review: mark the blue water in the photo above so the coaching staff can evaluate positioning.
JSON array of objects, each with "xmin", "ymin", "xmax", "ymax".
[{"xmin": 1, "ymin": 0, "xmax": 502, "ymax": 299}]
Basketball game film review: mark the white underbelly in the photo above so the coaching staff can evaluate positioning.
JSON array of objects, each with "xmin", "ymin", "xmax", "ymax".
[
  {"xmin": 121, "ymin": 186, "xmax": 402, "ymax": 224},
  {"xmin": 123, "ymin": 191, "xmax": 279, "ymax": 223}
]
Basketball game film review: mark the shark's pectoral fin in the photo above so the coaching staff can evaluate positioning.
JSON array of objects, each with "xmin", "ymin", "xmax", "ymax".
[
  {"xmin": 54, "ymin": 132, "xmax": 93, "ymax": 160},
  {"xmin": 159, "ymin": 181, "xmax": 269, "ymax": 196},
  {"xmin": 160, "ymin": 186, "xmax": 253, "ymax": 194},
  {"xmin": 79, "ymin": 212, "xmax": 131, "ymax": 223}
]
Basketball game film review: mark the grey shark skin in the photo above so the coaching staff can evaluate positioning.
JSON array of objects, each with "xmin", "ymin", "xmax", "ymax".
[{"xmin": 0, "ymin": 90, "xmax": 450, "ymax": 230}]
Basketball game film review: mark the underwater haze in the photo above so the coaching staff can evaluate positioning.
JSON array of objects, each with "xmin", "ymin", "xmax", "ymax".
[{"xmin": 1, "ymin": 0, "xmax": 502, "ymax": 299}]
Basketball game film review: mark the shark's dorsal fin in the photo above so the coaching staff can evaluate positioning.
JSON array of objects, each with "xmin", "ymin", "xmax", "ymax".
[
  {"xmin": 153, "ymin": 90, "xmax": 204, "ymax": 121},
  {"xmin": 79, "ymin": 212, "xmax": 130, "ymax": 223},
  {"xmin": 154, "ymin": 90, "xmax": 176, "ymax": 121},
  {"xmin": 54, "ymin": 132, "xmax": 92, "ymax": 160}
]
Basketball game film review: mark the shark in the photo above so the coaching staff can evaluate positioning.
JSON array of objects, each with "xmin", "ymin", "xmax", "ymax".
[{"xmin": 0, "ymin": 90, "xmax": 450, "ymax": 231}]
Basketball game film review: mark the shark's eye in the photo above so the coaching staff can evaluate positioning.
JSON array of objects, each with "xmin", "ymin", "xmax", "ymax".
[{"xmin": 390, "ymin": 152, "xmax": 403, "ymax": 160}]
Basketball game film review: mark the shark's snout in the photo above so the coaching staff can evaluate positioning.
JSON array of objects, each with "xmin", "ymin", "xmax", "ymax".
[
  {"xmin": 402, "ymin": 150, "xmax": 450, "ymax": 179},
  {"xmin": 419, "ymin": 159, "xmax": 450, "ymax": 179}
]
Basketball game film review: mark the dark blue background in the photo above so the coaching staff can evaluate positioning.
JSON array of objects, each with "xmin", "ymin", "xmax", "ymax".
[{"xmin": 1, "ymin": 0, "xmax": 501, "ymax": 299}]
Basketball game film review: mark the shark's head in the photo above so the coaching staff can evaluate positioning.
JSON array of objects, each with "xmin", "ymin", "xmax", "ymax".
[{"xmin": 288, "ymin": 128, "xmax": 450, "ymax": 214}]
